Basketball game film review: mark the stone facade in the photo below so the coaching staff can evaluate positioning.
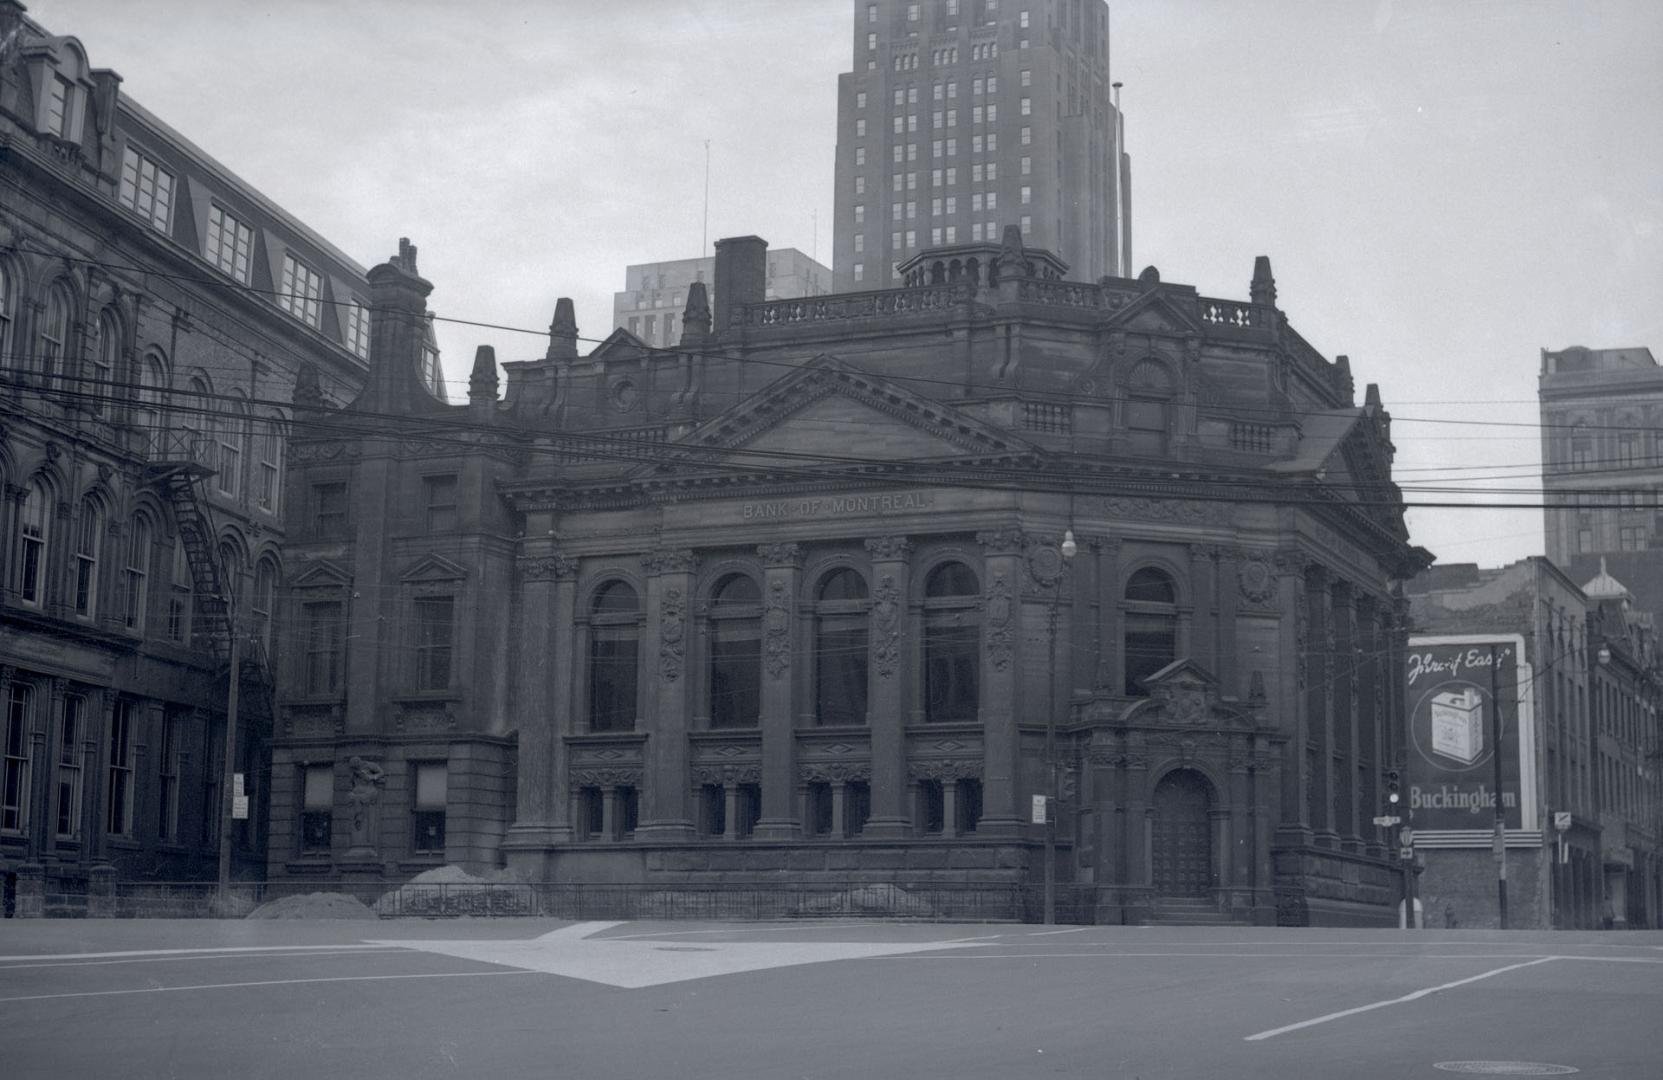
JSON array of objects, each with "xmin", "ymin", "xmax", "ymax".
[
  {"xmin": 0, "ymin": 2, "xmax": 370, "ymax": 914},
  {"xmin": 271, "ymin": 228, "xmax": 1429, "ymax": 926}
]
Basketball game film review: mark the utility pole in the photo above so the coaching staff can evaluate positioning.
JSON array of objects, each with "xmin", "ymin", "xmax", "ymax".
[
  {"xmin": 217, "ymin": 602, "xmax": 241, "ymax": 911},
  {"xmin": 1491, "ymin": 643, "xmax": 1508, "ymax": 929}
]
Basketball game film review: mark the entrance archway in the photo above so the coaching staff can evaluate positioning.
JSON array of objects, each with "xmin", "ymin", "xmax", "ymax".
[{"xmin": 1151, "ymin": 769, "xmax": 1214, "ymax": 897}]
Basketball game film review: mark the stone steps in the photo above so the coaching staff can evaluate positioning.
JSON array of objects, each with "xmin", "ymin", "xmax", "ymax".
[{"xmin": 1147, "ymin": 896, "xmax": 1241, "ymax": 926}]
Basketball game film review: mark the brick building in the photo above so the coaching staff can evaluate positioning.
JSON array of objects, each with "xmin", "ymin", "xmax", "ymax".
[
  {"xmin": 271, "ymin": 226, "xmax": 1430, "ymax": 926},
  {"xmin": 0, "ymin": 2, "xmax": 377, "ymax": 914}
]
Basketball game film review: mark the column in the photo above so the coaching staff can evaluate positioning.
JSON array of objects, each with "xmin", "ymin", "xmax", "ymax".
[
  {"xmin": 1096, "ymin": 538, "xmax": 1123, "ymax": 692},
  {"xmin": 504, "ymin": 548, "xmax": 575, "ymax": 850},
  {"xmin": 755, "ymin": 544, "xmax": 802, "ymax": 839},
  {"xmin": 865, "ymin": 536, "xmax": 912, "ymax": 838},
  {"xmin": 601, "ymin": 786, "xmax": 617, "ymax": 842},
  {"xmin": 942, "ymin": 776, "xmax": 959, "ymax": 836},
  {"xmin": 831, "ymin": 780, "xmax": 847, "ymax": 838},
  {"xmin": 641, "ymin": 550, "xmax": 697, "ymax": 840},
  {"xmin": 1187, "ymin": 544, "xmax": 1215, "ymax": 674},
  {"xmin": 90, "ymin": 689, "xmax": 118, "ymax": 864},
  {"xmin": 1332, "ymin": 581, "xmax": 1359, "ymax": 849},
  {"xmin": 1307, "ymin": 565, "xmax": 1336, "ymax": 843},
  {"xmin": 1273, "ymin": 550, "xmax": 1312, "ymax": 845},
  {"xmin": 1126, "ymin": 742, "xmax": 1153, "ymax": 920},
  {"xmin": 27, "ymin": 678, "xmax": 63, "ymax": 855},
  {"xmin": 976, "ymin": 529, "xmax": 1025, "ymax": 836},
  {"xmin": 724, "ymin": 782, "xmax": 740, "ymax": 841},
  {"xmin": 1215, "ymin": 547, "xmax": 1240, "ymax": 695}
]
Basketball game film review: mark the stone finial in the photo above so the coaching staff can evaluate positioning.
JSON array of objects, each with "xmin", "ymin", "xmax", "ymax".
[
  {"xmin": 1137, "ymin": 264, "xmax": 1160, "ymax": 286},
  {"xmin": 1250, "ymin": 255, "xmax": 1276, "ymax": 306},
  {"xmin": 1365, "ymin": 382, "xmax": 1382, "ymax": 409},
  {"xmin": 546, "ymin": 297, "xmax": 578, "ymax": 361},
  {"xmin": 1000, "ymin": 224, "xmax": 1025, "ymax": 256},
  {"xmin": 396, "ymin": 237, "xmax": 419, "ymax": 275},
  {"xmin": 469, "ymin": 345, "xmax": 499, "ymax": 402},
  {"xmin": 293, "ymin": 362, "xmax": 325, "ymax": 409},
  {"xmin": 681, "ymin": 281, "xmax": 712, "ymax": 344}
]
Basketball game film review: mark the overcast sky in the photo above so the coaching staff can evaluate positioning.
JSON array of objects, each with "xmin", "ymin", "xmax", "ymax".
[{"xmin": 33, "ymin": 0, "xmax": 1663, "ymax": 571}]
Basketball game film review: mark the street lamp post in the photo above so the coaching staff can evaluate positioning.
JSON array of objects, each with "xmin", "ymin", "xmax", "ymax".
[{"xmin": 1042, "ymin": 529, "xmax": 1077, "ymax": 926}]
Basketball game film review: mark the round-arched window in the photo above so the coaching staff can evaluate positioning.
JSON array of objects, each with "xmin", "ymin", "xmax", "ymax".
[
  {"xmin": 589, "ymin": 580, "xmax": 640, "ymax": 732},
  {"xmin": 709, "ymin": 573, "xmax": 762, "ymax": 728},
  {"xmin": 815, "ymin": 568, "xmax": 869, "ymax": 726},
  {"xmin": 923, "ymin": 561, "xmax": 979, "ymax": 722},
  {"xmin": 1124, "ymin": 566, "xmax": 1178, "ymax": 696}
]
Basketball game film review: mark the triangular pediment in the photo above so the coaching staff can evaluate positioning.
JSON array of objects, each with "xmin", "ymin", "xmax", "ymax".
[
  {"xmin": 399, "ymin": 552, "xmax": 469, "ymax": 583},
  {"xmin": 639, "ymin": 354, "xmax": 1040, "ymax": 474},
  {"xmin": 1104, "ymin": 290, "xmax": 1205, "ymax": 337},
  {"xmin": 289, "ymin": 558, "xmax": 352, "ymax": 589},
  {"xmin": 587, "ymin": 327, "xmax": 650, "ymax": 362}
]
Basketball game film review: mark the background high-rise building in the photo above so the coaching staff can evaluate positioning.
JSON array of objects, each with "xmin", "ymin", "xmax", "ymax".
[
  {"xmin": 832, "ymin": 0, "xmax": 1130, "ymax": 291},
  {"xmin": 1539, "ymin": 345, "xmax": 1663, "ymax": 621},
  {"xmin": 614, "ymin": 249, "xmax": 830, "ymax": 348}
]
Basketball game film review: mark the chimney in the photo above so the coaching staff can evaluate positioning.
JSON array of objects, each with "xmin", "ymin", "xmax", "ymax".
[
  {"xmin": 468, "ymin": 345, "xmax": 499, "ymax": 421},
  {"xmin": 545, "ymin": 297, "xmax": 578, "ymax": 362},
  {"xmin": 1250, "ymin": 255, "xmax": 1276, "ymax": 307},
  {"xmin": 354, "ymin": 237, "xmax": 436, "ymax": 414},
  {"xmin": 680, "ymin": 281, "xmax": 712, "ymax": 345},
  {"xmin": 713, "ymin": 235, "xmax": 767, "ymax": 333}
]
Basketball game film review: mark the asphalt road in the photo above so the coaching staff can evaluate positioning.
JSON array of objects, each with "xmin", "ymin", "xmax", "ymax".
[{"xmin": 1, "ymin": 919, "xmax": 1658, "ymax": 1079}]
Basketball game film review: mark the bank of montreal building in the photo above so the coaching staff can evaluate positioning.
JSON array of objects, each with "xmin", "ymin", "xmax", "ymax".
[{"xmin": 273, "ymin": 229, "xmax": 1431, "ymax": 926}]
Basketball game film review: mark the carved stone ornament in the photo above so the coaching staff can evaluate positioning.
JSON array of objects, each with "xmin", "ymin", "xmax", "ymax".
[
  {"xmin": 764, "ymin": 579, "xmax": 791, "ymax": 678},
  {"xmin": 1238, "ymin": 556, "xmax": 1277, "ymax": 604},
  {"xmin": 659, "ymin": 587, "xmax": 686, "ymax": 681},
  {"xmin": 1099, "ymin": 496, "xmax": 1227, "ymax": 524},
  {"xmin": 345, "ymin": 757, "xmax": 386, "ymax": 851},
  {"xmin": 976, "ymin": 528, "xmax": 1026, "ymax": 556},
  {"xmin": 758, "ymin": 543, "xmax": 803, "ymax": 569},
  {"xmin": 1026, "ymin": 541, "xmax": 1065, "ymax": 588},
  {"xmin": 694, "ymin": 763, "xmax": 763, "ymax": 785},
  {"xmin": 907, "ymin": 759, "xmax": 982, "ymax": 781},
  {"xmin": 522, "ymin": 555, "xmax": 579, "ymax": 582},
  {"xmin": 865, "ymin": 535, "xmax": 912, "ymax": 562},
  {"xmin": 872, "ymin": 573, "xmax": 902, "ymax": 678},
  {"xmin": 643, "ymin": 549, "xmax": 698, "ymax": 576},
  {"xmin": 572, "ymin": 767, "xmax": 644, "ymax": 788},
  {"xmin": 799, "ymin": 761, "xmax": 872, "ymax": 784},
  {"xmin": 984, "ymin": 570, "xmax": 1014, "ymax": 671},
  {"xmin": 1273, "ymin": 548, "xmax": 1309, "ymax": 576}
]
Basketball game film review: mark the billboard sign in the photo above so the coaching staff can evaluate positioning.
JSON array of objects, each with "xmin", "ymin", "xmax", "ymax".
[{"xmin": 1405, "ymin": 636, "xmax": 1533, "ymax": 832}]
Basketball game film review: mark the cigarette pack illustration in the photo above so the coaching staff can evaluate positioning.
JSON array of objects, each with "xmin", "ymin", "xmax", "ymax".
[{"xmin": 1430, "ymin": 688, "xmax": 1484, "ymax": 764}]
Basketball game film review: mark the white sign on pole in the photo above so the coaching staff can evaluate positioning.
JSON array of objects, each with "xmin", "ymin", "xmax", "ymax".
[
  {"xmin": 232, "ymin": 795, "xmax": 250, "ymax": 820},
  {"xmin": 1031, "ymin": 795, "xmax": 1048, "ymax": 825},
  {"xmin": 1372, "ymin": 815, "xmax": 1401, "ymax": 827},
  {"xmin": 234, "ymin": 772, "xmax": 245, "ymax": 798},
  {"xmin": 1553, "ymin": 811, "xmax": 1572, "ymax": 831}
]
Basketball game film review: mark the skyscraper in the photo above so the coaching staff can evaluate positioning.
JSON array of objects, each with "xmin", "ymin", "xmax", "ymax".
[{"xmin": 832, "ymin": 0, "xmax": 1130, "ymax": 290}]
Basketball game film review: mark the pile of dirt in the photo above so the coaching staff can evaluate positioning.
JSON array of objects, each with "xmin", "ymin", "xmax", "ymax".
[
  {"xmin": 246, "ymin": 892, "xmax": 378, "ymax": 920},
  {"xmin": 380, "ymin": 865, "xmax": 532, "ymax": 916},
  {"xmin": 796, "ymin": 883, "xmax": 938, "ymax": 918}
]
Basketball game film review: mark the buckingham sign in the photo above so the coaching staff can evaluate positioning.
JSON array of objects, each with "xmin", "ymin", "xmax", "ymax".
[{"xmin": 1405, "ymin": 635, "xmax": 1535, "ymax": 832}]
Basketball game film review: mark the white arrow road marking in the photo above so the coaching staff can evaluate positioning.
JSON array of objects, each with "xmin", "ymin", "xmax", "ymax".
[{"xmin": 368, "ymin": 920, "xmax": 990, "ymax": 988}]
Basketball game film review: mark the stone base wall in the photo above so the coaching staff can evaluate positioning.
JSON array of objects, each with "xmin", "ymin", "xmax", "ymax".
[
  {"xmin": 1271, "ymin": 843, "xmax": 1400, "ymax": 927},
  {"xmin": 1418, "ymin": 846, "xmax": 1550, "ymax": 930}
]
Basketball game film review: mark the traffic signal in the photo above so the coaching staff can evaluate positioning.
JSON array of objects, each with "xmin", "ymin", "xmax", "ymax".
[{"xmin": 1385, "ymin": 769, "xmax": 1402, "ymax": 807}]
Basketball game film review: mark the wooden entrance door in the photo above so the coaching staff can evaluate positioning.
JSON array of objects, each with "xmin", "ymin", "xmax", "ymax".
[{"xmin": 1151, "ymin": 769, "xmax": 1213, "ymax": 896}]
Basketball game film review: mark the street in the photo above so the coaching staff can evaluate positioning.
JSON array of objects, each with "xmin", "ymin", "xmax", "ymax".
[{"xmin": 2, "ymin": 919, "xmax": 1659, "ymax": 1078}]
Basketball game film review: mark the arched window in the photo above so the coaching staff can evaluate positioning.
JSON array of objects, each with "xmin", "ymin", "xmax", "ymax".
[
  {"xmin": 216, "ymin": 393, "xmax": 247, "ymax": 497},
  {"xmin": 709, "ymin": 573, "xmax": 761, "ymax": 728},
  {"xmin": 166, "ymin": 535, "xmax": 193, "ymax": 643},
  {"xmin": 815, "ymin": 567, "xmax": 869, "ymax": 726},
  {"xmin": 91, "ymin": 310, "xmax": 119, "ymax": 415},
  {"xmin": 218, "ymin": 540, "xmax": 243, "ymax": 615},
  {"xmin": 182, "ymin": 375, "xmax": 213, "ymax": 465},
  {"xmin": 38, "ymin": 283, "xmax": 71, "ymax": 379},
  {"xmin": 923, "ymin": 561, "xmax": 979, "ymax": 723},
  {"xmin": 1124, "ymin": 359, "xmax": 1173, "ymax": 456},
  {"xmin": 252, "ymin": 557, "xmax": 278, "ymax": 654},
  {"xmin": 257, "ymin": 411, "xmax": 285, "ymax": 513},
  {"xmin": 1124, "ymin": 566, "xmax": 1178, "ymax": 696},
  {"xmin": 588, "ymin": 580, "xmax": 640, "ymax": 732},
  {"xmin": 123, "ymin": 513, "xmax": 153, "ymax": 631},
  {"xmin": 15, "ymin": 479, "xmax": 52, "ymax": 606},
  {"xmin": 0, "ymin": 261, "xmax": 16, "ymax": 372},
  {"xmin": 131, "ymin": 351, "xmax": 167, "ymax": 457},
  {"xmin": 73, "ymin": 496, "xmax": 104, "ymax": 618}
]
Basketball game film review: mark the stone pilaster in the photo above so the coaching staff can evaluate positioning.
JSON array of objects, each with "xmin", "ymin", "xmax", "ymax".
[
  {"xmin": 1307, "ymin": 564, "xmax": 1336, "ymax": 844},
  {"xmin": 504, "ymin": 550, "xmax": 577, "ymax": 855},
  {"xmin": 864, "ymin": 536, "xmax": 912, "ymax": 838},
  {"xmin": 754, "ymin": 543, "xmax": 802, "ymax": 839},
  {"xmin": 1273, "ymin": 550, "xmax": 1312, "ymax": 846},
  {"xmin": 1216, "ymin": 546, "xmax": 1240, "ymax": 695},
  {"xmin": 976, "ymin": 529, "xmax": 1025, "ymax": 837},
  {"xmin": 1095, "ymin": 538, "xmax": 1123, "ymax": 692},
  {"xmin": 639, "ymin": 549, "xmax": 697, "ymax": 840},
  {"xmin": 1188, "ymin": 544, "xmax": 1216, "ymax": 674}
]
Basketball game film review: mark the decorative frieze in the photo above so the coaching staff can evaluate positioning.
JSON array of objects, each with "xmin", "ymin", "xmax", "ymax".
[
  {"xmin": 764, "ymin": 579, "xmax": 792, "ymax": 678},
  {"xmin": 864, "ymin": 535, "xmax": 912, "ymax": 562},
  {"xmin": 642, "ymin": 549, "xmax": 697, "ymax": 576},
  {"xmin": 693, "ymin": 763, "xmax": 763, "ymax": 785},
  {"xmin": 1238, "ymin": 554, "xmax": 1277, "ymax": 605},
  {"xmin": 757, "ymin": 542, "xmax": 803, "ymax": 569},
  {"xmin": 984, "ymin": 570, "xmax": 1015, "ymax": 671},
  {"xmin": 976, "ymin": 528, "xmax": 1025, "ymax": 556},
  {"xmin": 1099, "ymin": 496, "xmax": 1229, "ymax": 524},
  {"xmin": 571, "ymin": 767, "xmax": 644, "ymax": 788},
  {"xmin": 659, "ymin": 587, "xmax": 686, "ymax": 681},
  {"xmin": 907, "ymin": 759, "xmax": 982, "ymax": 781},
  {"xmin": 798, "ymin": 761, "xmax": 871, "ymax": 784},
  {"xmin": 521, "ymin": 554, "xmax": 578, "ymax": 582},
  {"xmin": 872, "ymin": 573, "xmax": 902, "ymax": 678}
]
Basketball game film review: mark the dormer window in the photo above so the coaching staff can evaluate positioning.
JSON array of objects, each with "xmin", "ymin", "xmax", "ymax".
[
  {"xmin": 45, "ymin": 74, "xmax": 74, "ymax": 137},
  {"xmin": 343, "ymin": 300, "xmax": 371, "ymax": 359},
  {"xmin": 26, "ymin": 38, "xmax": 90, "ymax": 143},
  {"xmin": 118, "ymin": 146, "xmax": 174, "ymax": 233},
  {"xmin": 205, "ymin": 205, "xmax": 253, "ymax": 283},
  {"xmin": 279, "ymin": 254, "xmax": 323, "ymax": 327}
]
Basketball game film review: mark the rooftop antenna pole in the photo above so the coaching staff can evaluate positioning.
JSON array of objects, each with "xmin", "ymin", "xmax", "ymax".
[
  {"xmin": 703, "ymin": 139, "xmax": 711, "ymax": 256},
  {"xmin": 1112, "ymin": 80, "xmax": 1126, "ymax": 278}
]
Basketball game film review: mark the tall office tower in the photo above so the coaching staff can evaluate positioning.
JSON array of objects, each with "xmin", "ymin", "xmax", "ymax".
[
  {"xmin": 1539, "ymin": 345, "xmax": 1663, "ymax": 618},
  {"xmin": 832, "ymin": 0, "xmax": 1130, "ymax": 291}
]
